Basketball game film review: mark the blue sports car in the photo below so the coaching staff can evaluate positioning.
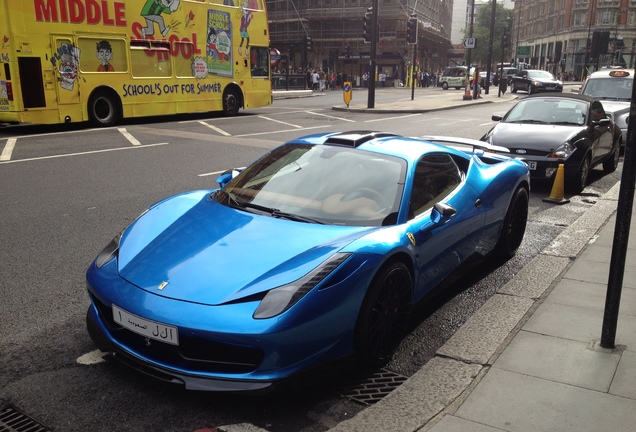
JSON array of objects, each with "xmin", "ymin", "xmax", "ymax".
[{"xmin": 86, "ymin": 131, "xmax": 530, "ymax": 392}]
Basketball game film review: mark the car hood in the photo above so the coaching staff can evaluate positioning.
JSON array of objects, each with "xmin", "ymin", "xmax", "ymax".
[
  {"xmin": 599, "ymin": 100, "xmax": 630, "ymax": 115},
  {"xmin": 117, "ymin": 190, "xmax": 375, "ymax": 306},
  {"xmin": 489, "ymin": 123, "xmax": 583, "ymax": 151}
]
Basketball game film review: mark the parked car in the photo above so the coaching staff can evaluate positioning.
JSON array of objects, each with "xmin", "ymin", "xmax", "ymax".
[
  {"xmin": 86, "ymin": 131, "xmax": 530, "ymax": 393},
  {"xmin": 510, "ymin": 69, "xmax": 563, "ymax": 94},
  {"xmin": 580, "ymin": 68, "xmax": 633, "ymax": 146},
  {"xmin": 482, "ymin": 93, "xmax": 621, "ymax": 193}
]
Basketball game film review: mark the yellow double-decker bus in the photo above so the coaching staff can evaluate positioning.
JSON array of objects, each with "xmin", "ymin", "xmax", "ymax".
[{"xmin": 0, "ymin": 0, "xmax": 272, "ymax": 126}]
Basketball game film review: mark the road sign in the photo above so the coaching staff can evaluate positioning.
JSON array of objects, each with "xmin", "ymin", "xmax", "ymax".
[
  {"xmin": 462, "ymin": 38, "xmax": 476, "ymax": 49},
  {"xmin": 343, "ymin": 82, "xmax": 352, "ymax": 107},
  {"xmin": 517, "ymin": 45, "xmax": 531, "ymax": 56},
  {"xmin": 270, "ymin": 48, "xmax": 281, "ymax": 67}
]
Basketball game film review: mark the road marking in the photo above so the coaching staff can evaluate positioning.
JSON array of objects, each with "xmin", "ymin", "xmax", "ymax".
[
  {"xmin": 198, "ymin": 121, "xmax": 232, "ymax": 136},
  {"xmin": 76, "ymin": 349, "xmax": 107, "ymax": 365},
  {"xmin": 305, "ymin": 110, "xmax": 356, "ymax": 122},
  {"xmin": 0, "ymin": 142, "xmax": 169, "ymax": 164},
  {"xmin": 118, "ymin": 127, "xmax": 141, "ymax": 146},
  {"xmin": 480, "ymin": 121, "xmax": 496, "ymax": 126},
  {"xmin": 257, "ymin": 115, "xmax": 302, "ymax": 128},
  {"xmin": 234, "ymin": 124, "xmax": 329, "ymax": 138},
  {"xmin": 364, "ymin": 113, "xmax": 422, "ymax": 123},
  {"xmin": 0, "ymin": 138, "xmax": 16, "ymax": 161}
]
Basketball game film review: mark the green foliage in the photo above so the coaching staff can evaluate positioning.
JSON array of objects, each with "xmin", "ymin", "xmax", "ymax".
[{"xmin": 464, "ymin": 1, "xmax": 515, "ymax": 65}]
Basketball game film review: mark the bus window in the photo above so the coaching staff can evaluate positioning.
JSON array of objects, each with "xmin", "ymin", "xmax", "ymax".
[
  {"xmin": 250, "ymin": 47, "xmax": 269, "ymax": 78},
  {"xmin": 175, "ymin": 41, "xmax": 196, "ymax": 78},
  {"xmin": 78, "ymin": 38, "xmax": 127, "ymax": 73},
  {"xmin": 131, "ymin": 41, "xmax": 172, "ymax": 78}
]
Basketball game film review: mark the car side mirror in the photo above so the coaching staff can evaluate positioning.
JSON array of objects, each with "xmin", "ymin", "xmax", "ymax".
[
  {"xmin": 492, "ymin": 114, "xmax": 502, "ymax": 121},
  {"xmin": 216, "ymin": 169, "xmax": 242, "ymax": 188},
  {"xmin": 593, "ymin": 118, "xmax": 610, "ymax": 127},
  {"xmin": 430, "ymin": 202, "xmax": 456, "ymax": 224}
]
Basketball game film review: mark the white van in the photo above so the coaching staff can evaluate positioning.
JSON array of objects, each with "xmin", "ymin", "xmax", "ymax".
[{"xmin": 439, "ymin": 66, "xmax": 468, "ymax": 90}]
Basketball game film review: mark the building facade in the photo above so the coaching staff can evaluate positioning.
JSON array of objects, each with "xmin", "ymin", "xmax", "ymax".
[
  {"xmin": 513, "ymin": 0, "xmax": 636, "ymax": 79},
  {"xmin": 266, "ymin": 0, "xmax": 453, "ymax": 85}
]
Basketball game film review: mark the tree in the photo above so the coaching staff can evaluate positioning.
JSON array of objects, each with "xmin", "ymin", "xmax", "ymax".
[{"xmin": 464, "ymin": 2, "xmax": 514, "ymax": 66}]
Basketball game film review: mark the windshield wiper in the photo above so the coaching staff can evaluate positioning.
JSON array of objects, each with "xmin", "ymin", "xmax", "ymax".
[
  {"xmin": 232, "ymin": 199, "xmax": 324, "ymax": 224},
  {"xmin": 516, "ymin": 119, "xmax": 547, "ymax": 124}
]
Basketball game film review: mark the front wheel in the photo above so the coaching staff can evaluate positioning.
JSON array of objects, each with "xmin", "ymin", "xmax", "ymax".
[
  {"xmin": 89, "ymin": 91, "xmax": 119, "ymax": 127},
  {"xmin": 493, "ymin": 186, "xmax": 528, "ymax": 260},
  {"xmin": 511, "ymin": 82, "xmax": 517, "ymax": 93},
  {"xmin": 355, "ymin": 262, "xmax": 413, "ymax": 369},
  {"xmin": 442, "ymin": 82, "xmax": 449, "ymax": 90},
  {"xmin": 568, "ymin": 156, "xmax": 591, "ymax": 194},
  {"xmin": 603, "ymin": 143, "xmax": 620, "ymax": 173}
]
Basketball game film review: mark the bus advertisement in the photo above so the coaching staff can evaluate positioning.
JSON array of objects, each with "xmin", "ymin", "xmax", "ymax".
[{"xmin": 0, "ymin": 0, "xmax": 272, "ymax": 127}]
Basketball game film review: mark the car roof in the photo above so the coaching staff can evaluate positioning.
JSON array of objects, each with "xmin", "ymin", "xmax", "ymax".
[
  {"xmin": 587, "ymin": 69, "xmax": 634, "ymax": 79},
  {"xmin": 524, "ymin": 92, "xmax": 595, "ymax": 103}
]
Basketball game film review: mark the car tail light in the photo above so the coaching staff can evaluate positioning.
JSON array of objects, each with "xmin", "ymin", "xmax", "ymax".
[{"xmin": 6, "ymin": 82, "xmax": 13, "ymax": 101}]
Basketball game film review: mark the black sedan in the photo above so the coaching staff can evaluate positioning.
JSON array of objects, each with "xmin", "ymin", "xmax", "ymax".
[
  {"xmin": 482, "ymin": 93, "xmax": 621, "ymax": 193},
  {"xmin": 510, "ymin": 70, "xmax": 563, "ymax": 94}
]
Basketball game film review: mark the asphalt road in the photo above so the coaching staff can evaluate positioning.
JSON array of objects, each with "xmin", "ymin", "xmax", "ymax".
[{"xmin": 0, "ymin": 88, "xmax": 622, "ymax": 432}]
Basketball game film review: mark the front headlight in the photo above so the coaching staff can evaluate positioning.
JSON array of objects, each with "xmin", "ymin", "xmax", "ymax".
[
  {"xmin": 532, "ymin": 80, "xmax": 543, "ymax": 87},
  {"xmin": 253, "ymin": 253, "xmax": 351, "ymax": 319},
  {"xmin": 95, "ymin": 232, "xmax": 122, "ymax": 268},
  {"xmin": 549, "ymin": 142, "xmax": 575, "ymax": 159}
]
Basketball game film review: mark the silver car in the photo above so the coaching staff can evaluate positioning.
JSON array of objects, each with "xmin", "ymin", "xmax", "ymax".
[{"xmin": 580, "ymin": 68, "xmax": 633, "ymax": 146}]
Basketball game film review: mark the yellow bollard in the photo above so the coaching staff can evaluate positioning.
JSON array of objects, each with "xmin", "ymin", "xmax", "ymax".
[{"xmin": 542, "ymin": 163, "xmax": 570, "ymax": 204}]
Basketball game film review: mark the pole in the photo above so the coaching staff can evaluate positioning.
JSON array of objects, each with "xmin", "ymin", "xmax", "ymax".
[
  {"xmin": 411, "ymin": 43, "xmax": 416, "ymax": 101},
  {"xmin": 463, "ymin": 0, "xmax": 475, "ymax": 100},
  {"xmin": 367, "ymin": 0, "xmax": 379, "ymax": 108},
  {"xmin": 600, "ymin": 66, "xmax": 636, "ymax": 349},
  {"xmin": 485, "ymin": 0, "xmax": 497, "ymax": 95}
]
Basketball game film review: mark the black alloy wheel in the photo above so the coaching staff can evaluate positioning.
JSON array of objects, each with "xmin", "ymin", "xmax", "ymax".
[{"xmin": 494, "ymin": 186, "xmax": 529, "ymax": 260}]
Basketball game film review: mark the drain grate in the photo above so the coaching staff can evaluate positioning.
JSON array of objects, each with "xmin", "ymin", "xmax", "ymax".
[
  {"xmin": 0, "ymin": 406, "xmax": 51, "ymax": 432},
  {"xmin": 339, "ymin": 369, "xmax": 408, "ymax": 405}
]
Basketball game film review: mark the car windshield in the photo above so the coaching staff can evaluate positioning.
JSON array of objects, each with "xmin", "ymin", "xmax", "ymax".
[
  {"xmin": 217, "ymin": 143, "xmax": 406, "ymax": 226},
  {"xmin": 581, "ymin": 77, "xmax": 633, "ymax": 101},
  {"xmin": 527, "ymin": 70, "xmax": 555, "ymax": 80},
  {"xmin": 503, "ymin": 98, "xmax": 588, "ymax": 125}
]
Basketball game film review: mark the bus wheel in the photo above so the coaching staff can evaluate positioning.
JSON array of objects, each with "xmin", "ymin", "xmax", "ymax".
[
  {"xmin": 89, "ymin": 91, "xmax": 119, "ymax": 127},
  {"xmin": 222, "ymin": 88, "xmax": 241, "ymax": 116}
]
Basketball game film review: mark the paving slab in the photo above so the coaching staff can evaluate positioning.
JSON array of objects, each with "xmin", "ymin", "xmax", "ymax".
[
  {"xmin": 454, "ymin": 368, "xmax": 636, "ymax": 432},
  {"xmin": 546, "ymin": 277, "xmax": 636, "ymax": 315},
  {"xmin": 497, "ymin": 254, "xmax": 570, "ymax": 299},
  {"xmin": 494, "ymin": 330, "xmax": 621, "ymax": 392}
]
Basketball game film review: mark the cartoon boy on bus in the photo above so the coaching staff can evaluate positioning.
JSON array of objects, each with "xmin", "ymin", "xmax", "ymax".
[
  {"xmin": 96, "ymin": 40, "xmax": 115, "ymax": 72},
  {"xmin": 140, "ymin": 0, "xmax": 181, "ymax": 39},
  {"xmin": 237, "ymin": 0, "xmax": 255, "ymax": 56}
]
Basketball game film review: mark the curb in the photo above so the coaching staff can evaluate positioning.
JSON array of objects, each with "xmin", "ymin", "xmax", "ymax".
[{"xmin": 329, "ymin": 182, "xmax": 620, "ymax": 432}]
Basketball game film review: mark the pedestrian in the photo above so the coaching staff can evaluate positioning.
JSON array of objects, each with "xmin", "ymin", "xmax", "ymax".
[
  {"xmin": 318, "ymin": 68, "xmax": 326, "ymax": 92},
  {"xmin": 337, "ymin": 72, "xmax": 343, "ymax": 90},
  {"xmin": 312, "ymin": 69, "xmax": 319, "ymax": 91},
  {"xmin": 472, "ymin": 64, "xmax": 481, "ymax": 99}
]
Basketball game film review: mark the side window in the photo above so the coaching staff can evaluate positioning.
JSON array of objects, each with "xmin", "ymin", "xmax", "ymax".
[
  {"xmin": 409, "ymin": 153, "xmax": 462, "ymax": 219},
  {"xmin": 590, "ymin": 100, "xmax": 607, "ymax": 122}
]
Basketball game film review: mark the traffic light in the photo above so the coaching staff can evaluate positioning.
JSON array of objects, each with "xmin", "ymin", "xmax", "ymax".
[
  {"xmin": 562, "ymin": 53, "xmax": 567, "ymax": 64},
  {"xmin": 347, "ymin": 45, "xmax": 352, "ymax": 59},
  {"xmin": 363, "ymin": 7, "xmax": 372, "ymax": 43},
  {"xmin": 289, "ymin": 45, "xmax": 295, "ymax": 60},
  {"xmin": 406, "ymin": 15, "xmax": 417, "ymax": 45},
  {"xmin": 304, "ymin": 36, "xmax": 312, "ymax": 52}
]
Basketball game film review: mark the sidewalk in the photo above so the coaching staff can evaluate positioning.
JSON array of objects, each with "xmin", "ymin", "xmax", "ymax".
[{"xmin": 321, "ymin": 85, "xmax": 636, "ymax": 431}]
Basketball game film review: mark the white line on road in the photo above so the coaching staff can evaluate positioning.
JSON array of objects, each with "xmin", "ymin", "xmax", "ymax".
[
  {"xmin": 118, "ymin": 127, "xmax": 141, "ymax": 146},
  {"xmin": 198, "ymin": 121, "xmax": 232, "ymax": 136},
  {"xmin": 234, "ymin": 124, "xmax": 329, "ymax": 138},
  {"xmin": 0, "ymin": 142, "xmax": 169, "ymax": 164},
  {"xmin": 364, "ymin": 113, "xmax": 423, "ymax": 123},
  {"xmin": 257, "ymin": 115, "xmax": 302, "ymax": 128},
  {"xmin": 0, "ymin": 138, "xmax": 16, "ymax": 161},
  {"xmin": 305, "ymin": 110, "xmax": 356, "ymax": 122}
]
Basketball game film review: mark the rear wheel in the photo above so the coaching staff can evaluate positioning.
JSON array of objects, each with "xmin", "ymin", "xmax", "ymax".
[
  {"xmin": 355, "ymin": 262, "xmax": 413, "ymax": 368},
  {"xmin": 89, "ymin": 91, "xmax": 119, "ymax": 127},
  {"xmin": 493, "ymin": 186, "xmax": 528, "ymax": 260},
  {"xmin": 222, "ymin": 88, "xmax": 242, "ymax": 116},
  {"xmin": 511, "ymin": 82, "xmax": 517, "ymax": 93}
]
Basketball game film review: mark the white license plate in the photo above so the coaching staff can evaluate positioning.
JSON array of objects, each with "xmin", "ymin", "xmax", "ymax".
[
  {"xmin": 527, "ymin": 161, "xmax": 537, "ymax": 170},
  {"xmin": 112, "ymin": 305, "xmax": 179, "ymax": 346}
]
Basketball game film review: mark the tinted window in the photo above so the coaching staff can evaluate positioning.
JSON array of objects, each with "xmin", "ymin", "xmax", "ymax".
[{"xmin": 409, "ymin": 153, "xmax": 462, "ymax": 218}]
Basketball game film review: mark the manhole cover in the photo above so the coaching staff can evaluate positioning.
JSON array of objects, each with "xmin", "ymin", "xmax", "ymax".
[
  {"xmin": 0, "ymin": 406, "xmax": 50, "ymax": 432},
  {"xmin": 339, "ymin": 369, "xmax": 408, "ymax": 405}
]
